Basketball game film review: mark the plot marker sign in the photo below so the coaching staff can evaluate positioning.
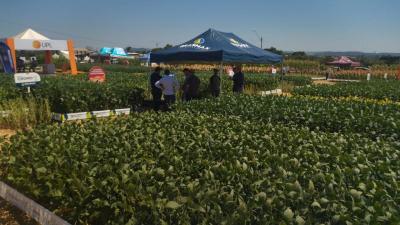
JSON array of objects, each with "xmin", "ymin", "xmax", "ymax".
[{"xmin": 88, "ymin": 66, "xmax": 106, "ymax": 82}]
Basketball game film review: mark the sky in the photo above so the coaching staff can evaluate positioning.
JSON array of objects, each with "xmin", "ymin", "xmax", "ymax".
[{"xmin": 0, "ymin": 0, "xmax": 399, "ymax": 52}]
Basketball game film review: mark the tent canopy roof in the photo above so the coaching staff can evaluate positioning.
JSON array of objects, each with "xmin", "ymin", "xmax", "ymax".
[
  {"xmin": 328, "ymin": 56, "xmax": 361, "ymax": 67},
  {"xmin": 13, "ymin": 28, "xmax": 50, "ymax": 40},
  {"xmin": 5, "ymin": 28, "xmax": 70, "ymax": 59},
  {"xmin": 150, "ymin": 28, "xmax": 283, "ymax": 64},
  {"xmin": 99, "ymin": 47, "xmax": 129, "ymax": 58}
]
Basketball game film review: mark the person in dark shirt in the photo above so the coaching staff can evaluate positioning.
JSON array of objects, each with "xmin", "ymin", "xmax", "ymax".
[
  {"xmin": 182, "ymin": 68, "xmax": 200, "ymax": 101},
  {"xmin": 209, "ymin": 68, "xmax": 221, "ymax": 97},
  {"xmin": 17, "ymin": 57, "xmax": 25, "ymax": 72},
  {"xmin": 232, "ymin": 65, "xmax": 244, "ymax": 93},
  {"xmin": 29, "ymin": 58, "xmax": 38, "ymax": 72},
  {"xmin": 149, "ymin": 67, "xmax": 162, "ymax": 110}
]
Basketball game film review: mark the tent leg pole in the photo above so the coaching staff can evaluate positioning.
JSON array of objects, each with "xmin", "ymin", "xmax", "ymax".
[
  {"xmin": 148, "ymin": 60, "xmax": 152, "ymax": 100},
  {"xmin": 219, "ymin": 61, "xmax": 223, "ymax": 95}
]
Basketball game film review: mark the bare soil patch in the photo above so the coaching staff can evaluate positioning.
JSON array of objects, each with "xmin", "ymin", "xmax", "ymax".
[
  {"xmin": 0, "ymin": 129, "xmax": 16, "ymax": 138},
  {"xmin": 313, "ymin": 80, "xmax": 336, "ymax": 85},
  {"xmin": 1, "ymin": 129, "xmax": 37, "ymax": 224},
  {"xmin": 0, "ymin": 198, "xmax": 38, "ymax": 225}
]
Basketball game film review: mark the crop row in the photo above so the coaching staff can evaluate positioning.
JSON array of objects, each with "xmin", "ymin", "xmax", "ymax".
[
  {"xmin": 1, "ymin": 112, "xmax": 399, "ymax": 224},
  {"xmin": 34, "ymin": 76, "xmax": 144, "ymax": 113},
  {"xmin": 293, "ymin": 81, "xmax": 400, "ymax": 101},
  {"xmin": 331, "ymin": 70, "xmax": 398, "ymax": 80},
  {"xmin": 175, "ymin": 95, "xmax": 400, "ymax": 141},
  {"xmin": 77, "ymin": 64, "xmax": 150, "ymax": 74},
  {"xmin": 99, "ymin": 72, "xmax": 311, "ymax": 97},
  {"xmin": 0, "ymin": 74, "xmax": 144, "ymax": 113},
  {"xmin": 0, "ymin": 98, "xmax": 51, "ymax": 129},
  {"xmin": 105, "ymin": 72, "xmax": 311, "ymax": 96},
  {"xmin": 0, "ymin": 73, "xmax": 311, "ymax": 113}
]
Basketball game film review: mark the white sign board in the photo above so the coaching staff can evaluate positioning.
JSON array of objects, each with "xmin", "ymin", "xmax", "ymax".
[
  {"xmin": 14, "ymin": 39, "xmax": 68, "ymax": 51},
  {"xmin": 114, "ymin": 108, "xmax": 131, "ymax": 116},
  {"xmin": 91, "ymin": 110, "xmax": 111, "ymax": 118},
  {"xmin": 14, "ymin": 73, "xmax": 41, "ymax": 87},
  {"xmin": 65, "ymin": 112, "xmax": 88, "ymax": 121}
]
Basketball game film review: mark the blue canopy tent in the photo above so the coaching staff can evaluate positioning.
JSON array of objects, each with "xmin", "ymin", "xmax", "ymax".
[
  {"xmin": 150, "ymin": 28, "xmax": 283, "ymax": 64},
  {"xmin": 99, "ymin": 47, "xmax": 129, "ymax": 58},
  {"xmin": 110, "ymin": 48, "xmax": 128, "ymax": 58},
  {"xmin": 99, "ymin": 47, "xmax": 113, "ymax": 56}
]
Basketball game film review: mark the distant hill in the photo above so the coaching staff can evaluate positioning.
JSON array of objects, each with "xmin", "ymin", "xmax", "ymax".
[{"xmin": 307, "ymin": 51, "xmax": 400, "ymax": 57}]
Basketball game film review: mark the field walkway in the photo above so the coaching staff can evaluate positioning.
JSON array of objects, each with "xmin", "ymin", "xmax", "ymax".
[
  {"xmin": 0, "ymin": 198, "xmax": 38, "ymax": 225},
  {"xmin": 1, "ymin": 129, "xmax": 35, "ymax": 225},
  {"xmin": 312, "ymin": 77, "xmax": 361, "ymax": 82}
]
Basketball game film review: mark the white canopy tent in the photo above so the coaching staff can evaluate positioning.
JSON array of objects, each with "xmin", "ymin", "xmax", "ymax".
[
  {"xmin": 1, "ymin": 28, "xmax": 78, "ymax": 74},
  {"xmin": 13, "ymin": 28, "xmax": 50, "ymax": 40},
  {"xmin": 13, "ymin": 28, "xmax": 71, "ymax": 60}
]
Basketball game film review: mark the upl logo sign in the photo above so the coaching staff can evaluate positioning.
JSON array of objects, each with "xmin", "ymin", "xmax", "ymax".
[
  {"xmin": 32, "ymin": 40, "xmax": 52, "ymax": 49},
  {"xmin": 229, "ymin": 38, "xmax": 250, "ymax": 48},
  {"xmin": 194, "ymin": 38, "xmax": 205, "ymax": 45},
  {"xmin": 180, "ymin": 37, "xmax": 209, "ymax": 50}
]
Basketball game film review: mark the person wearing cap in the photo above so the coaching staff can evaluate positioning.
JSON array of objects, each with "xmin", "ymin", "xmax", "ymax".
[
  {"xmin": 182, "ymin": 68, "xmax": 200, "ymax": 101},
  {"xmin": 155, "ymin": 69, "xmax": 179, "ymax": 106},
  {"xmin": 149, "ymin": 67, "xmax": 162, "ymax": 111},
  {"xmin": 209, "ymin": 68, "xmax": 221, "ymax": 97},
  {"xmin": 232, "ymin": 65, "xmax": 244, "ymax": 93}
]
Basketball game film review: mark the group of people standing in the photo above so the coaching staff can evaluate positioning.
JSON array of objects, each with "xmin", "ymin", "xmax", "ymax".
[
  {"xmin": 16, "ymin": 57, "xmax": 38, "ymax": 73},
  {"xmin": 149, "ymin": 65, "xmax": 244, "ymax": 110}
]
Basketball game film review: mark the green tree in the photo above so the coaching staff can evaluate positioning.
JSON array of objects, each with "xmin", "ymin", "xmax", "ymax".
[
  {"xmin": 264, "ymin": 47, "xmax": 283, "ymax": 55},
  {"xmin": 379, "ymin": 55, "xmax": 400, "ymax": 65},
  {"xmin": 125, "ymin": 46, "xmax": 134, "ymax": 53}
]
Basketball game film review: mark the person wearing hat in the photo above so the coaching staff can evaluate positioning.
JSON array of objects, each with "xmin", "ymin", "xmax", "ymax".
[
  {"xmin": 232, "ymin": 65, "xmax": 244, "ymax": 93},
  {"xmin": 149, "ymin": 67, "xmax": 163, "ymax": 110},
  {"xmin": 209, "ymin": 68, "xmax": 221, "ymax": 97},
  {"xmin": 182, "ymin": 68, "xmax": 200, "ymax": 101}
]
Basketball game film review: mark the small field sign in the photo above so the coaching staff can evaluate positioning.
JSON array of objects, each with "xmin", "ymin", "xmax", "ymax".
[{"xmin": 88, "ymin": 66, "xmax": 106, "ymax": 82}]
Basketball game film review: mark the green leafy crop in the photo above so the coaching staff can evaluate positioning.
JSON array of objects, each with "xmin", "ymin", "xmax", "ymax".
[
  {"xmin": 1, "ymin": 112, "xmax": 399, "ymax": 224},
  {"xmin": 175, "ymin": 95, "xmax": 400, "ymax": 141},
  {"xmin": 293, "ymin": 81, "xmax": 400, "ymax": 101}
]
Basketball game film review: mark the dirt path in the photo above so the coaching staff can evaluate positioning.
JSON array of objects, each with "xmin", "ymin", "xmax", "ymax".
[
  {"xmin": 0, "ymin": 129, "xmax": 16, "ymax": 138},
  {"xmin": 0, "ymin": 129, "xmax": 16, "ymax": 151},
  {"xmin": 0, "ymin": 198, "xmax": 38, "ymax": 225},
  {"xmin": 1, "ymin": 130, "xmax": 37, "ymax": 225},
  {"xmin": 313, "ymin": 80, "xmax": 336, "ymax": 85}
]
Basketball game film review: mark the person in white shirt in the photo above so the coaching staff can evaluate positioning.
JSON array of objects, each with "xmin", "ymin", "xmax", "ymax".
[
  {"xmin": 227, "ymin": 66, "xmax": 235, "ymax": 77},
  {"xmin": 155, "ymin": 69, "xmax": 179, "ymax": 105},
  {"xmin": 271, "ymin": 66, "xmax": 277, "ymax": 77}
]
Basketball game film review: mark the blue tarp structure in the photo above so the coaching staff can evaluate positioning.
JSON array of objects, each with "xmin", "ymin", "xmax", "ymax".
[
  {"xmin": 150, "ymin": 28, "xmax": 283, "ymax": 64},
  {"xmin": 99, "ymin": 47, "xmax": 112, "ymax": 56},
  {"xmin": 99, "ymin": 47, "xmax": 129, "ymax": 58},
  {"xmin": 110, "ymin": 48, "xmax": 128, "ymax": 57}
]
